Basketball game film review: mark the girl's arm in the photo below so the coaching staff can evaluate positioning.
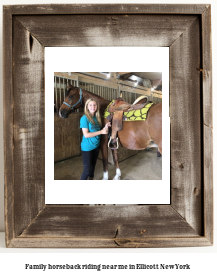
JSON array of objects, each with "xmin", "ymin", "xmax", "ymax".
[{"xmin": 82, "ymin": 127, "xmax": 108, "ymax": 138}]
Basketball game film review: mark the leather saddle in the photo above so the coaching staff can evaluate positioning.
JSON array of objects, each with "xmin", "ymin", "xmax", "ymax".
[{"xmin": 107, "ymin": 97, "xmax": 148, "ymax": 149}]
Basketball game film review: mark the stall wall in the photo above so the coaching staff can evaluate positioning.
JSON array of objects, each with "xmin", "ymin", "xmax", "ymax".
[{"xmin": 54, "ymin": 113, "xmax": 82, "ymax": 162}]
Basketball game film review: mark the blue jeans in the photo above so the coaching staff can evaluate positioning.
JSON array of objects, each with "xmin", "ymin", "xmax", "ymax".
[{"xmin": 80, "ymin": 146, "xmax": 100, "ymax": 180}]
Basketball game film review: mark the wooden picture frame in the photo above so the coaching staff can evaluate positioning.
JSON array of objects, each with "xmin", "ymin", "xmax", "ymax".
[{"xmin": 3, "ymin": 4, "xmax": 213, "ymax": 248}]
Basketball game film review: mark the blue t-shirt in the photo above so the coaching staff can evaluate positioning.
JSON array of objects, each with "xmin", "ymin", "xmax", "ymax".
[{"xmin": 80, "ymin": 115, "xmax": 101, "ymax": 151}]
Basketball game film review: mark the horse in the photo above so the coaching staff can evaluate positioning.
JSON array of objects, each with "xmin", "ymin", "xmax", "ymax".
[{"xmin": 59, "ymin": 85, "xmax": 162, "ymax": 180}]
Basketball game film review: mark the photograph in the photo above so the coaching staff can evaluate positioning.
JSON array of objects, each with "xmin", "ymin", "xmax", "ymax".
[
  {"xmin": 54, "ymin": 72, "xmax": 162, "ymax": 181},
  {"xmin": 45, "ymin": 47, "xmax": 170, "ymax": 205}
]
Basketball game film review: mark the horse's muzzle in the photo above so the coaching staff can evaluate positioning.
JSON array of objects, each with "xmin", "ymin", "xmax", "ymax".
[{"xmin": 59, "ymin": 109, "xmax": 68, "ymax": 118}]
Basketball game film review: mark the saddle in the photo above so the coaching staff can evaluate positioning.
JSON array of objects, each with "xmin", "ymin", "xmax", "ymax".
[
  {"xmin": 108, "ymin": 98, "xmax": 146, "ymax": 113},
  {"xmin": 107, "ymin": 97, "xmax": 148, "ymax": 149}
]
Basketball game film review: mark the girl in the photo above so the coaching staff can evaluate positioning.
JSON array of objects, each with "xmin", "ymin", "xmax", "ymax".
[{"xmin": 80, "ymin": 98, "xmax": 111, "ymax": 180}]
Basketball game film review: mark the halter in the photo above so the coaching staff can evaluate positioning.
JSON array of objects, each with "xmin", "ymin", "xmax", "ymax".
[{"xmin": 63, "ymin": 88, "xmax": 83, "ymax": 109}]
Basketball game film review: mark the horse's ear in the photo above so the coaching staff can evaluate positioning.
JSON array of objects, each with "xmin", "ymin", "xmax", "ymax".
[
  {"xmin": 67, "ymin": 84, "xmax": 74, "ymax": 90},
  {"xmin": 66, "ymin": 86, "xmax": 74, "ymax": 96}
]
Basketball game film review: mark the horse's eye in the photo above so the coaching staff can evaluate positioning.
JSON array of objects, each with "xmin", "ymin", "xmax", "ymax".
[{"xmin": 68, "ymin": 95, "xmax": 73, "ymax": 100}]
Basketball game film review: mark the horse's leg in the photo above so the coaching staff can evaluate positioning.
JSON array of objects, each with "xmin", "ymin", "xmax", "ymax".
[
  {"xmin": 111, "ymin": 149, "xmax": 121, "ymax": 180},
  {"xmin": 157, "ymin": 140, "xmax": 162, "ymax": 156},
  {"xmin": 100, "ymin": 134, "xmax": 109, "ymax": 180}
]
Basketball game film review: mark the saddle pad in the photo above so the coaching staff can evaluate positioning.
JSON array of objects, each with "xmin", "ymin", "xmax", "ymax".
[{"xmin": 104, "ymin": 101, "xmax": 154, "ymax": 121}]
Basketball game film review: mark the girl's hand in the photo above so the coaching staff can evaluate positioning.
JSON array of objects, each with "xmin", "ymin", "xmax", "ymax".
[
  {"xmin": 101, "ymin": 128, "xmax": 109, "ymax": 134},
  {"xmin": 104, "ymin": 122, "xmax": 111, "ymax": 129},
  {"xmin": 101, "ymin": 128, "xmax": 108, "ymax": 134}
]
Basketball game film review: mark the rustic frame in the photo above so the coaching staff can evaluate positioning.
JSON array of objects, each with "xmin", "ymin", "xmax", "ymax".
[{"xmin": 3, "ymin": 4, "xmax": 212, "ymax": 248}]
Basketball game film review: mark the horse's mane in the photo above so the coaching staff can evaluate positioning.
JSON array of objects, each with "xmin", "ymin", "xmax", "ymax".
[
  {"xmin": 66, "ymin": 87, "xmax": 73, "ymax": 97},
  {"xmin": 67, "ymin": 85, "xmax": 109, "ymax": 102}
]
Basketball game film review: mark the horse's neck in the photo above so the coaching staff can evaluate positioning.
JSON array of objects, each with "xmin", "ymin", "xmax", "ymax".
[{"xmin": 83, "ymin": 90, "xmax": 110, "ymax": 110}]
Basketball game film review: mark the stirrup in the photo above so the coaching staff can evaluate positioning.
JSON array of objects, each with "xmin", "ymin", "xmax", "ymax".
[{"xmin": 108, "ymin": 137, "xmax": 119, "ymax": 150}]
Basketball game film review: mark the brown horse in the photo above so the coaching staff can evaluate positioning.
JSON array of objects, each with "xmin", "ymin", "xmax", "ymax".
[{"xmin": 59, "ymin": 85, "xmax": 162, "ymax": 180}]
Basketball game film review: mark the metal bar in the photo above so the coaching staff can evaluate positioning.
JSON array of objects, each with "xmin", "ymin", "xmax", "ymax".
[
  {"xmin": 77, "ymin": 72, "xmax": 108, "ymax": 81},
  {"xmin": 55, "ymin": 76, "xmax": 57, "ymax": 110},
  {"xmin": 58, "ymin": 77, "xmax": 61, "ymax": 107},
  {"xmin": 66, "ymin": 78, "xmax": 69, "ymax": 97},
  {"xmin": 118, "ymin": 81, "xmax": 149, "ymax": 92},
  {"xmin": 60, "ymin": 77, "xmax": 62, "ymax": 105}
]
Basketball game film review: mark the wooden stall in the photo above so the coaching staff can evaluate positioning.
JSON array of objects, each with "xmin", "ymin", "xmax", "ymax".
[{"xmin": 54, "ymin": 113, "xmax": 82, "ymax": 162}]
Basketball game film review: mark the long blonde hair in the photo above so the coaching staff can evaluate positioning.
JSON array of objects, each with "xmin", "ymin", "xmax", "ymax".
[{"xmin": 84, "ymin": 98, "xmax": 102, "ymax": 127}]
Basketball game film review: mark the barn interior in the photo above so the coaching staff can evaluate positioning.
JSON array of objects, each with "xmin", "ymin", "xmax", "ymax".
[{"xmin": 54, "ymin": 72, "xmax": 162, "ymax": 180}]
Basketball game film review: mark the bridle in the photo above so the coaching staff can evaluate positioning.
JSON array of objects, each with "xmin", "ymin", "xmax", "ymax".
[{"xmin": 63, "ymin": 88, "xmax": 83, "ymax": 109}]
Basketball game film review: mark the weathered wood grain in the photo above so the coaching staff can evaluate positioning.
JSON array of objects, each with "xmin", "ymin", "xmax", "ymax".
[
  {"xmin": 8, "ymin": 237, "xmax": 212, "ymax": 249},
  {"xmin": 201, "ymin": 5, "xmax": 213, "ymax": 244},
  {"xmin": 170, "ymin": 17, "xmax": 202, "ymax": 235},
  {"xmin": 201, "ymin": 5, "xmax": 213, "ymax": 245},
  {"xmin": 12, "ymin": 17, "xmax": 45, "ymax": 237},
  {"xmin": 204, "ymin": 125, "xmax": 213, "ymax": 243},
  {"xmin": 202, "ymin": 6, "xmax": 212, "ymax": 129},
  {"xmin": 3, "ymin": 4, "xmax": 208, "ymax": 15},
  {"xmin": 16, "ymin": 15, "xmax": 198, "ymax": 47},
  {"xmin": 3, "ymin": 4, "xmax": 213, "ymax": 248},
  {"xmin": 20, "ymin": 205, "xmax": 199, "ymax": 238},
  {"xmin": 3, "ymin": 6, "xmax": 14, "ymax": 247}
]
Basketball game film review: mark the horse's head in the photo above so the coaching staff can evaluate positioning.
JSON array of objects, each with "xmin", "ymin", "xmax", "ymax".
[{"xmin": 59, "ymin": 85, "xmax": 83, "ymax": 118}]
